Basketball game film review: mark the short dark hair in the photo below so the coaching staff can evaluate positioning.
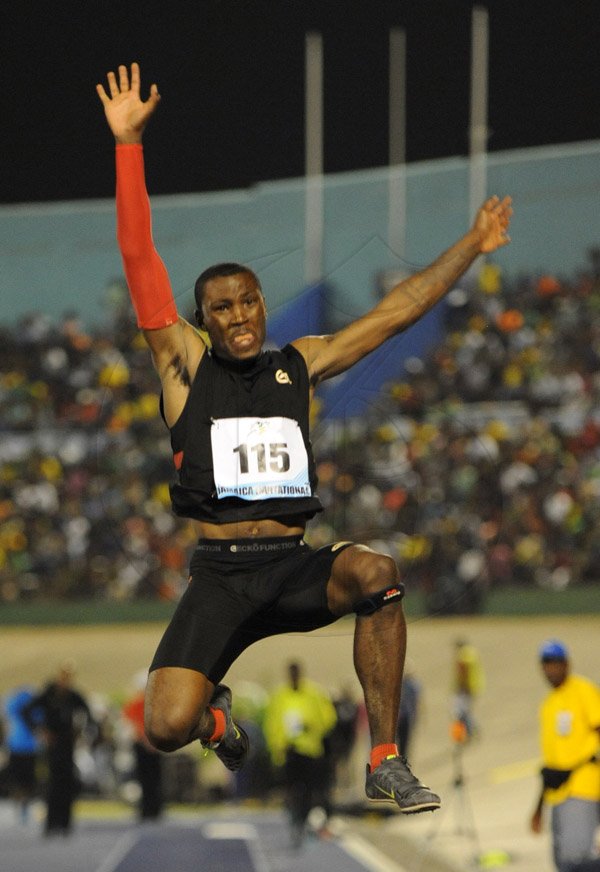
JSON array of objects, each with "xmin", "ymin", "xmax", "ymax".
[{"xmin": 193, "ymin": 262, "xmax": 261, "ymax": 308}]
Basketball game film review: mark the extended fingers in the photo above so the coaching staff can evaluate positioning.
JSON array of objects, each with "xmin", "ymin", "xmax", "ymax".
[
  {"xmin": 129, "ymin": 62, "xmax": 141, "ymax": 94},
  {"xmin": 496, "ymin": 196, "xmax": 512, "ymax": 223},
  {"xmin": 98, "ymin": 64, "xmax": 134, "ymax": 98},
  {"xmin": 493, "ymin": 195, "xmax": 512, "ymax": 215},
  {"xmin": 498, "ymin": 198, "xmax": 513, "ymax": 230},
  {"xmin": 97, "ymin": 62, "xmax": 155, "ymax": 104},
  {"xmin": 118, "ymin": 64, "xmax": 130, "ymax": 92},
  {"xmin": 476, "ymin": 195, "xmax": 513, "ymax": 251},
  {"xmin": 148, "ymin": 82, "xmax": 161, "ymax": 107},
  {"xmin": 95, "ymin": 82, "xmax": 109, "ymax": 104},
  {"xmin": 95, "ymin": 69, "xmax": 123, "ymax": 105},
  {"xmin": 483, "ymin": 194, "xmax": 511, "ymax": 212},
  {"xmin": 107, "ymin": 70, "xmax": 119, "ymax": 98},
  {"xmin": 486, "ymin": 195, "xmax": 513, "ymax": 231}
]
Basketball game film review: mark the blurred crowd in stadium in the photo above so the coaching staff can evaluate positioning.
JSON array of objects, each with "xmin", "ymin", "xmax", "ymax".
[{"xmin": 1, "ymin": 252, "xmax": 599, "ymax": 609}]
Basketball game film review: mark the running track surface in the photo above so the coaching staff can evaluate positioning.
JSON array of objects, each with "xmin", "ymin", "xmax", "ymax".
[{"xmin": 1, "ymin": 808, "xmax": 405, "ymax": 872}]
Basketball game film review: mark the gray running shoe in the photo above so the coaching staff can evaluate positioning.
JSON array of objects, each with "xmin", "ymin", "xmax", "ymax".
[
  {"xmin": 201, "ymin": 684, "xmax": 249, "ymax": 772},
  {"xmin": 365, "ymin": 756, "xmax": 441, "ymax": 814}
]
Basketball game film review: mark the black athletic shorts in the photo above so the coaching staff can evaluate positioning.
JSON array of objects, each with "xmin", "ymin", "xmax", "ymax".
[
  {"xmin": 7, "ymin": 752, "xmax": 37, "ymax": 792},
  {"xmin": 150, "ymin": 536, "xmax": 353, "ymax": 684}
]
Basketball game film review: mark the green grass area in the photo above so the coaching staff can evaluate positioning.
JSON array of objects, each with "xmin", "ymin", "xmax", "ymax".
[
  {"xmin": 0, "ymin": 599, "xmax": 176, "ymax": 626},
  {"xmin": 416, "ymin": 584, "xmax": 600, "ymax": 617},
  {"xmin": 0, "ymin": 585, "xmax": 598, "ymax": 626},
  {"xmin": 483, "ymin": 584, "xmax": 600, "ymax": 615}
]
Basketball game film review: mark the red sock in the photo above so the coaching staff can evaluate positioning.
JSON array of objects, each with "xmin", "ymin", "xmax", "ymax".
[
  {"xmin": 208, "ymin": 706, "xmax": 226, "ymax": 742},
  {"xmin": 370, "ymin": 743, "xmax": 399, "ymax": 771}
]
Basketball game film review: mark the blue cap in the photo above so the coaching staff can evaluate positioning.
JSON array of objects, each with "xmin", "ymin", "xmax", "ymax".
[{"xmin": 539, "ymin": 639, "xmax": 568, "ymax": 661}]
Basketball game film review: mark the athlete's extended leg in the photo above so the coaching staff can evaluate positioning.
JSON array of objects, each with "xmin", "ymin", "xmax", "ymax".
[
  {"xmin": 354, "ymin": 584, "xmax": 406, "ymax": 747},
  {"xmin": 327, "ymin": 545, "xmax": 440, "ymax": 814},
  {"xmin": 327, "ymin": 546, "xmax": 406, "ymax": 744}
]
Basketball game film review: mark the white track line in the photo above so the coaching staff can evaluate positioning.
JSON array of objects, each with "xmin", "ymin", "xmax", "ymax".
[
  {"xmin": 94, "ymin": 831, "xmax": 139, "ymax": 872},
  {"xmin": 202, "ymin": 821, "xmax": 269, "ymax": 872}
]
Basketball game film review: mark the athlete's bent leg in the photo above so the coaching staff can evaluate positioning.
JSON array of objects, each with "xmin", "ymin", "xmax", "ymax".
[
  {"xmin": 145, "ymin": 667, "xmax": 249, "ymax": 771},
  {"xmin": 144, "ymin": 667, "xmax": 216, "ymax": 751}
]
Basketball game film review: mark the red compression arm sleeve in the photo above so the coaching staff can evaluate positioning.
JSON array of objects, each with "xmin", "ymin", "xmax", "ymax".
[{"xmin": 116, "ymin": 143, "xmax": 178, "ymax": 330}]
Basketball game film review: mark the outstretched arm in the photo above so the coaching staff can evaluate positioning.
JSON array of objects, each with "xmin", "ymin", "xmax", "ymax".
[
  {"xmin": 97, "ymin": 63, "xmax": 177, "ymax": 332},
  {"xmin": 96, "ymin": 63, "xmax": 205, "ymax": 425},
  {"xmin": 294, "ymin": 195, "xmax": 512, "ymax": 384}
]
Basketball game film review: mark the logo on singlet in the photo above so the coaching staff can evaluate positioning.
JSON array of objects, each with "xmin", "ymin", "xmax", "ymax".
[{"xmin": 275, "ymin": 369, "xmax": 292, "ymax": 385}]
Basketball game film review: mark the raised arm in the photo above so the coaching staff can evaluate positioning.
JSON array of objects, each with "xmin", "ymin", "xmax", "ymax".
[
  {"xmin": 293, "ymin": 195, "xmax": 512, "ymax": 384},
  {"xmin": 96, "ymin": 63, "xmax": 205, "ymax": 425},
  {"xmin": 97, "ymin": 63, "xmax": 171, "ymax": 330}
]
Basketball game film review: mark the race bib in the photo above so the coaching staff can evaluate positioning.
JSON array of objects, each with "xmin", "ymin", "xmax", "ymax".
[{"xmin": 211, "ymin": 416, "xmax": 311, "ymax": 501}]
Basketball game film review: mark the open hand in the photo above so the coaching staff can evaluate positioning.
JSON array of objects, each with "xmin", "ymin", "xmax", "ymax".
[
  {"xmin": 473, "ymin": 195, "xmax": 513, "ymax": 253},
  {"xmin": 96, "ymin": 62, "xmax": 160, "ymax": 144}
]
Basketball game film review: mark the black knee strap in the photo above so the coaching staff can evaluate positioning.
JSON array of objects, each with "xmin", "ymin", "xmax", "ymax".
[{"xmin": 354, "ymin": 582, "xmax": 405, "ymax": 616}]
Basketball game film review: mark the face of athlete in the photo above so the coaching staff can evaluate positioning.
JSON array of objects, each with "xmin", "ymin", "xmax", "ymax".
[{"xmin": 199, "ymin": 272, "xmax": 267, "ymax": 362}]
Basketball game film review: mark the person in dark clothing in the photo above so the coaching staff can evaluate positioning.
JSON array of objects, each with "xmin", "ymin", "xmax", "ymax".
[
  {"xmin": 396, "ymin": 669, "xmax": 421, "ymax": 759},
  {"xmin": 23, "ymin": 661, "xmax": 92, "ymax": 836},
  {"xmin": 122, "ymin": 682, "xmax": 164, "ymax": 820},
  {"xmin": 328, "ymin": 687, "xmax": 359, "ymax": 789},
  {"xmin": 96, "ymin": 62, "xmax": 512, "ymax": 815}
]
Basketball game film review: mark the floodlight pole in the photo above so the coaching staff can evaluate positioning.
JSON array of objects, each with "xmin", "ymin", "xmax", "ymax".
[
  {"xmin": 304, "ymin": 31, "xmax": 324, "ymax": 286},
  {"xmin": 388, "ymin": 27, "xmax": 407, "ymax": 261},
  {"xmin": 465, "ymin": 6, "xmax": 490, "ymax": 286},
  {"xmin": 469, "ymin": 6, "xmax": 489, "ymax": 224}
]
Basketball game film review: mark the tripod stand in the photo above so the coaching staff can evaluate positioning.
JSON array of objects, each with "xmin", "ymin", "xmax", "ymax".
[{"xmin": 417, "ymin": 737, "xmax": 483, "ymax": 870}]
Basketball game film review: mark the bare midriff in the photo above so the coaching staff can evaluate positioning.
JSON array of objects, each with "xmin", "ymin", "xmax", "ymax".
[{"xmin": 191, "ymin": 514, "xmax": 307, "ymax": 540}]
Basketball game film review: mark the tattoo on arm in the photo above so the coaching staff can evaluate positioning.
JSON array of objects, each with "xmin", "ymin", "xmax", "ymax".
[{"xmin": 170, "ymin": 353, "xmax": 191, "ymax": 387}]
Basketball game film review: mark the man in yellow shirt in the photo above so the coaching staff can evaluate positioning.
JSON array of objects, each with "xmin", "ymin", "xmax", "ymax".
[
  {"xmin": 264, "ymin": 662, "xmax": 337, "ymax": 847},
  {"xmin": 529, "ymin": 639, "xmax": 600, "ymax": 871},
  {"xmin": 452, "ymin": 638, "xmax": 485, "ymax": 739}
]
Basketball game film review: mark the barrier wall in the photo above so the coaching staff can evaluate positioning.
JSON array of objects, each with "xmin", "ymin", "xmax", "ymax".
[{"xmin": 1, "ymin": 140, "xmax": 599, "ymax": 327}]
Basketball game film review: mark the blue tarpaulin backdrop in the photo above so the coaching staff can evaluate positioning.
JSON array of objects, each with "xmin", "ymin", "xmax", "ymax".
[{"xmin": 266, "ymin": 284, "xmax": 446, "ymax": 420}]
